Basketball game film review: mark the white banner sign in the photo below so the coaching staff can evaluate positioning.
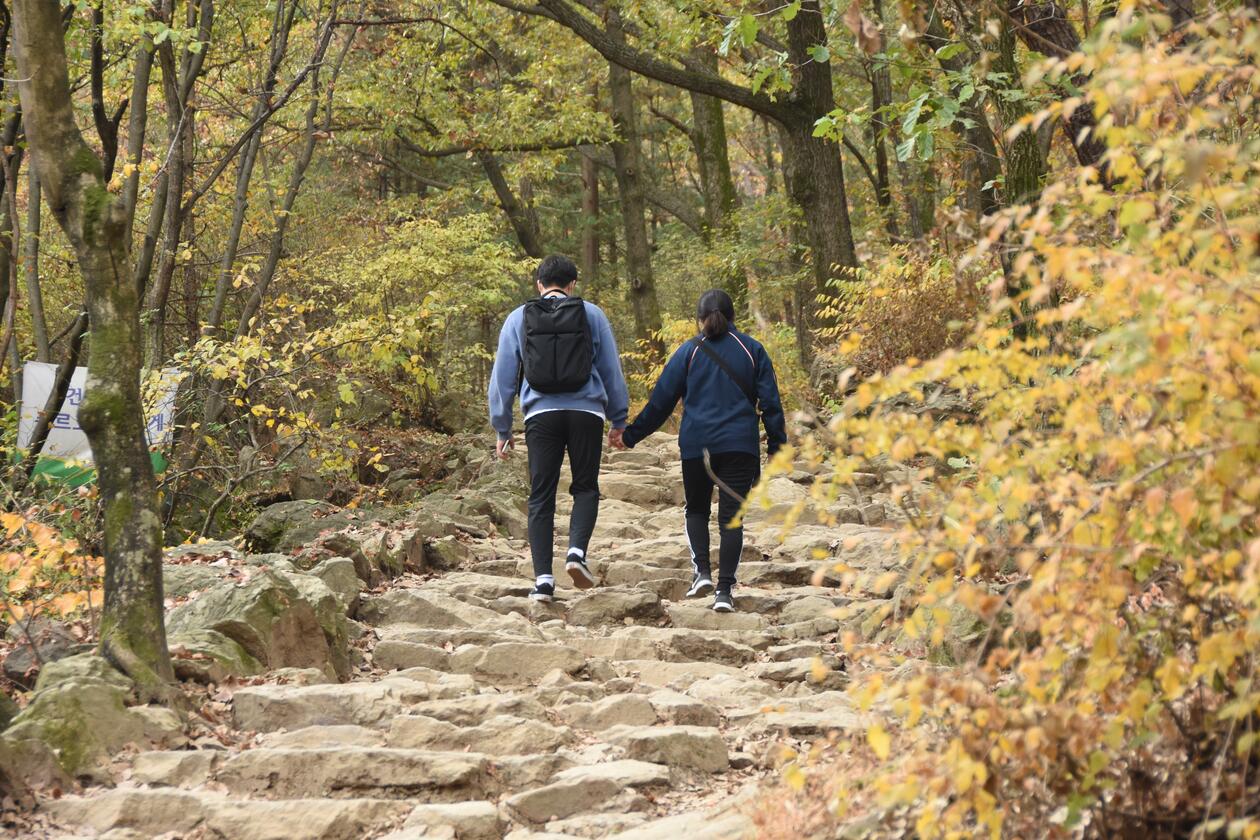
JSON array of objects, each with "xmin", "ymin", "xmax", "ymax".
[{"xmin": 17, "ymin": 362, "xmax": 181, "ymax": 462}]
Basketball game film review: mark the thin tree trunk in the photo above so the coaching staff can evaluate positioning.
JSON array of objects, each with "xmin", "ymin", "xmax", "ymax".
[
  {"xmin": 687, "ymin": 49, "xmax": 745, "ymax": 307},
  {"xmin": 579, "ymin": 144, "xmax": 599, "ymax": 285},
  {"xmin": 688, "ymin": 50, "xmax": 739, "ymax": 233},
  {"xmin": 235, "ymin": 13, "xmax": 348, "ymax": 337},
  {"xmin": 13, "ymin": 0, "xmax": 175, "ymax": 694},
  {"xmin": 121, "ymin": 31, "xmax": 155, "ymax": 242},
  {"xmin": 23, "ymin": 310, "xmax": 87, "ymax": 473},
  {"xmin": 205, "ymin": 0, "xmax": 299, "ymax": 335},
  {"xmin": 868, "ymin": 0, "xmax": 900, "ymax": 238},
  {"xmin": 477, "ymin": 151, "xmax": 545, "ymax": 258},
  {"xmin": 25, "ymin": 168, "xmax": 48, "ymax": 361},
  {"xmin": 606, "ymin": 16, "xmax": 662, "ymax": 347}
]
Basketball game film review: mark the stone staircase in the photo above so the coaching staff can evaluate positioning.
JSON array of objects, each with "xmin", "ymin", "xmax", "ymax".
[{"xmin": 43, "ymin": 434, "xmax": 890, "ymax": 839}]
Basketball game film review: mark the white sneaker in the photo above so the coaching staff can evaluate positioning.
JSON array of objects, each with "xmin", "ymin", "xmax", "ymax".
[
  {"xmin": 566, "ymin": 558, "xmax": 596, "ymax": 590},
  {"xmin": 686, "ymin": 574, "xmax": 715, "ymax": 598}
]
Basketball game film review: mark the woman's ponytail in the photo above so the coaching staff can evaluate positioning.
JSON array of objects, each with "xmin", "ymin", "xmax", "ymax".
[
  {"xmin": 700, "ymin": 309, "xmax": 729, "ymax": 340},
  {"xmin": 696, "ymin": 289, "xmax": 736, "ymax": 340}
]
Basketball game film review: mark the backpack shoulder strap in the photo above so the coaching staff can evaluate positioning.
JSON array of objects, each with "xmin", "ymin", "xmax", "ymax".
[{"xmin": 688, "ymin": 337, "xmax": 758, "ymax": 409}]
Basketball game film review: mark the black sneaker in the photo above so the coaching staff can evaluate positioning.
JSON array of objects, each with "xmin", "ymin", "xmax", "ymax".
[
  {"xmin": 712, "ymin": 590, "xmax": 734, "ymax": 612},
  {"xmin": 686, "ymin": 573, "xmax": 714, "ymax": 598},
  {"xmin": 566, "ymin": 557, "xmax": 596, "ymax": 590},
  {"xmin": 530, "ymin": 582, "xmax": 555, "ymax": 602}
]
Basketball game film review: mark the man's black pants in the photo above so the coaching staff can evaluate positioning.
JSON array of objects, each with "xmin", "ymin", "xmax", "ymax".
[
  {"xmin": 681, "ymin": 451, "xmax": 759, "ymax": 591},
  {"xmin": 525, "ymin": 410, "xmax": 604, "ymax": 579}
]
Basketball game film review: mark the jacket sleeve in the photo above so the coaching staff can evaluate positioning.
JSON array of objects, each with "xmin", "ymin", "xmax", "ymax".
[
  {"xmin": 622, "ymin": 345, "xmax": 688, "ymax": 449},
  {"xmin": 591, "ymin": 307, "xmax": 630, "ymax": 429},
  {"xmin": 487, "ymin": 311, "xmax": 521, "ymax": 441},
  {"xmin": 756, "ymin": 343, "xmax": 788, "ymax": 456}
]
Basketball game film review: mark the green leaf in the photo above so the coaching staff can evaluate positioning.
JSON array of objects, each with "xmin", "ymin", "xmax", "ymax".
[
  {"xmin": 895, "ymin": 135, "xmax": 916, "ymax": 162},
  {"xmin": 338, "ymin": 382, "xmax": 357, "ymax": 405},
  {"xmin": 917, "ymin": 131, "xmax": 935, "ymax": 161},
  {"xmin": 935, "ymin": 42, "xmax": 967, "ymax": 61},
  {"xmin": 738, "ymin": 14, "xmax": 759, "ymax": 47},
  {"xmin": 901, "ymin": 92, "xmax": 930, "ymax": 135},
  {"xmin": 808, "ymin": 44, "xmax": 830, "ymax": 63},
  {"xmin": 781, "ymin": 1, "xmax": 801, "ymax": 21},
  {"xmin": 812, "ymin": 115, "xmax": 835, "ymax": 138}
]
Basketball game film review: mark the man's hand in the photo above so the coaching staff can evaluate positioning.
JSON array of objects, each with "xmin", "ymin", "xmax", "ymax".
[
  {"xmin": 607, "ymin": 428, "xmax": 626, "ymax": 450},
  {"xmin": 496, "ymin": 437, "xmax": 514, "ymax": 460}
]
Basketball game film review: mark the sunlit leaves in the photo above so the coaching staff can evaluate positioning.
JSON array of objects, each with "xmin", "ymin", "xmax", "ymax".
[{"xmin": 795, "ymin": 8, "xmax": 1260, "ymax": 835}]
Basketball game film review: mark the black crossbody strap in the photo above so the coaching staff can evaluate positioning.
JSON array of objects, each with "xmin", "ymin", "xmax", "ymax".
[{"xmin": 690, "ymin": 337, "xmax": 758, "ymax": 409}]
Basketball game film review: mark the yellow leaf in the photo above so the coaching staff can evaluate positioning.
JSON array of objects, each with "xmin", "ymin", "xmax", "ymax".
[{"xmin": 867, "ymin": 724, "xmax": 891, "ymax": 760}]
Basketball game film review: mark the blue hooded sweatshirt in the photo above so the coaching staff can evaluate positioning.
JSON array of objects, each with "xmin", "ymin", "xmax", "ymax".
[
  {"xmin": 488, "ymin": 296, "xmax": 629, "ymax": 440},
  {"xmin": 622, "ymin": 328, "xmax": 787, "ymax": 460}
]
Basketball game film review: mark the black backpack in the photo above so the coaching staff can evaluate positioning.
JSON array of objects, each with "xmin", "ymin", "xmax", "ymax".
[{"xmin": 519, "ymin": 296, "xmax": 593, "ymax": 394}]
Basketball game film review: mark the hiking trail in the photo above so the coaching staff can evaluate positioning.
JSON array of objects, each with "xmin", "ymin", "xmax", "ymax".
[{"xmin": 40, "ymin": 433, "xmax": 897, "ymax": 839}]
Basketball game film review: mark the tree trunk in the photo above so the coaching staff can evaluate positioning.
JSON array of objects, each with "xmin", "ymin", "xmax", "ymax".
[
  {"xmin": 688, "ymin": 50, "xmax": 739, "ymax": 233},
  {"xmin": 507, "ymin": 0, "xmax": 858, "ymax": 337},
  {"xmin": 25, "ymin": 168, "xmax": 48, "ymax": 361},
  {"xmin": 12, "ymin": 0, "xmax": 174, "ymax": 693},
  {"xmin": 1007, "ymin": 1, "xmax": 1108, "ymax": 173},
  {"xmin": 579, "ymin": 144, "xmax": 599, "ymax": 285},
  {"xmin": 783, "ymin": 1, "xmax": 858, "ymax": 324},
  {"xmin": 868, "ymin": 0, "xmax": 900, "ymax": 238},
  {"xmin": 205, "ymin": 0, "xmax": 299, "ymax": 335},
  {"xmin": 606, "ymin": 22, "xmax": 662, "ymax": 347},
  {"xmin": 687, "ymin": 49, "xmax": 745, "ymax": 306},
  {"xmin": 477, "ymin": 151, "xmax": 545, "ymax": 258},
  {"xmin": 24, "ymin": 310, "xmax": 87, "ymax": 473}
]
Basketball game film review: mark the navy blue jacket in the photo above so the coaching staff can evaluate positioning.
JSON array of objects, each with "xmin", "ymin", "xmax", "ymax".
[{"xmin": 622, "ymin": 329, "xmax": 787, "ymax": 460}]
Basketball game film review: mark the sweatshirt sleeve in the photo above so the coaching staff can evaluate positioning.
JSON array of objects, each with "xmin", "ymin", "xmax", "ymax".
[
  {"xmin": 592, "ymin": 307, "xmax": 630, "ymax": 429},
  {"xmin": 622, "ymin": 345, "xmax": 688, "ymax": 449},
  {"xmin": 756, "ymin": 343, "xmax": 788, "ymax": 456},
  {"xmin": 487, "ymin": 310, "xmax": 522, "ymax": 441}
]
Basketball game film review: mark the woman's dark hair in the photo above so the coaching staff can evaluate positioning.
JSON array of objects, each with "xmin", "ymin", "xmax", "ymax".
[{"xmin": 696, "ymin": 289, "xmax": 736, "ymax": 340}]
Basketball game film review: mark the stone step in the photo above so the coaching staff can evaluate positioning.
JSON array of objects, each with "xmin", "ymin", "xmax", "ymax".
[
  {"xmin": 504, "ymin": 759, "xmax": 671, "ymax": 824},
  {"xmin": 447, "ymin": 641, "xmax": 587, "ymax": 683},
  {"xmin": 46, "ymin": 790, "xmax": 411, "ymax": 840},
  {"xmin": 386, "ymin": 713, "xmax": 572, "ymax": 755},
  {"xmin": 232, "ymin": 678, "xmax": 466, "ymax": 732},
  {"xmin": 211, "ymin": 747, "xmax": 487, "ymax": 799}
]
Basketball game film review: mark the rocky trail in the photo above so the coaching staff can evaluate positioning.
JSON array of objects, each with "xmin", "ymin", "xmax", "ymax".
[{"xmin": 14, "ymin": 434, "xmax": 900, "ymax": 839}]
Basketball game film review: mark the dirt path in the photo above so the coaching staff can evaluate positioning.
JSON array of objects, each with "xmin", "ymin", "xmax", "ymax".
[{"xmin": 43, "ymin": 434, "xmax": 891, "ymax": 839}]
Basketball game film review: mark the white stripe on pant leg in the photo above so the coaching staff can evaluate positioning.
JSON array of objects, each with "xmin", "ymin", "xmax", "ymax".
[
  {"xmin": 684, "ymin": 514, "xmax": 699, "ymax": 576},
  {"xmin": 567, "ymin": 547, "xmax": 585, "ymax": 559}
]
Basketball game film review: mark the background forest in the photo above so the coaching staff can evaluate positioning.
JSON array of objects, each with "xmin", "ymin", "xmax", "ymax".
[{"xmin": 0, "ymin": 0, "xmax": 1257, "ymax": 835}]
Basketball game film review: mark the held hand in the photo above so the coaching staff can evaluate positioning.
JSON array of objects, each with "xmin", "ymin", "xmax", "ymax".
[
  {"xmin": 607, "ymin": 428, "xmax": 626, "ymax": 450},
  {"xmin": 496, "ymin": 437, "xmax": 514, "ymax": 460}
]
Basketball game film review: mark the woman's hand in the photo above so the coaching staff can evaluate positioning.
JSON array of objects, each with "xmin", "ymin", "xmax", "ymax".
[{"xmin": 607, "ymin": 428, "xmax": 626, "ymax": 450}]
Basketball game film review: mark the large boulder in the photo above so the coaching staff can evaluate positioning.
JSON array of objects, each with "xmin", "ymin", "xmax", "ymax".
[
  {"xmin": 2, "ymin": 618, "xmax": 91, "ymax": 689},
  {"xmin": 167, "ymin": 629, "xmax": 264, "ymax": 683},
  {"xmin": 5, "ymin": 655, "xmax": 184, "ymax": 778},
  {"xmin": 245, "ymin": 500, "xmax": 344, "ymax": 553},
  {"xmin": 167, "ymin": 570, "xmax": 346, "ymax": 680}
]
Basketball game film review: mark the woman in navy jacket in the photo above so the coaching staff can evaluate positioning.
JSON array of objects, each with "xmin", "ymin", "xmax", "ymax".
[{"xmin": 613, "ymin": 290, "xmax": 787, "ymax": 612}]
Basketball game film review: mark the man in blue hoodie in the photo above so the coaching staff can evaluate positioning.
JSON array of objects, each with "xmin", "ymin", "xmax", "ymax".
[{"xmin": 488, "ymin": 255, "xmax": 630, "ymax": 602}]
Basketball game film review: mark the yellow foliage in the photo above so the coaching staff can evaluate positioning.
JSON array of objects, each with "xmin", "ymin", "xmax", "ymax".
[
  {"xmin": 0, "ymin": 510, "xmax": 102, "ymax": 624},
  {"xmin": 789, "ymin": 10, "xmax": 1260, "ymax": 836}
]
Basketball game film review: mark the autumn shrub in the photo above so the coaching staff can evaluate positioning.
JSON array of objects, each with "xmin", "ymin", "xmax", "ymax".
[
  {"xmin": 819, "ymin": 246, "xmax": 984, "ymax": 380},
  {"xmin": 765, "ymin": 10, "xmax": 1260, "ymax": 837},
  {"xmin": 0, "ymin": 509, "xmax": 102, "ymax": 629}
]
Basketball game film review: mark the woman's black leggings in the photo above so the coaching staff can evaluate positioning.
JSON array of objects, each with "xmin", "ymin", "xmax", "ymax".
[{"xmin": 681, "ymin": 451, "xmax": 759, "ymax": 591}]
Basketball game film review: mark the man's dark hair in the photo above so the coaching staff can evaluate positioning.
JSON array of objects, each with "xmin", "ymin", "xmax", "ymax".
[{"xmin": 536, "ymin": 255, "xmax": 578, "ymax": 289}]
